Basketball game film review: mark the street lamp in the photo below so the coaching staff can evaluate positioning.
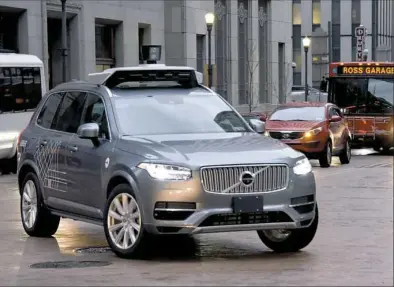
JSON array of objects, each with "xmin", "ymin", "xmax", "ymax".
[
  {"xmin": 302, "ymin": 36, "xmax": 311, "ymax": 101},
  {"xmin": 205, "ymin": 12, "xmax": 214, "ymax": 88}
]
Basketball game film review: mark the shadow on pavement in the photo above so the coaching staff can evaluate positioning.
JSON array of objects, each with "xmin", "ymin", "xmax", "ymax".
[{"xmin": 20, "ymin": 233, "xmax": 313, "ymax": 263}]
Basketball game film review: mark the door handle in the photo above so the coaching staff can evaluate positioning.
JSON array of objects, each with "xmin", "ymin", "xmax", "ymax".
[{"xmin": 68, "ymin": 145, "xmax": 78, "ymax": 152}]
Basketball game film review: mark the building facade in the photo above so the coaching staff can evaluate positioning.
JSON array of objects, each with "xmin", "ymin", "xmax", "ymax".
[
  {"xmin": 0, "ymin": 0, "xmax": 293, "ymax": 111},
  {"xmin": 292, "ymin": 0, "xmax": 394, "ymax": 88}
]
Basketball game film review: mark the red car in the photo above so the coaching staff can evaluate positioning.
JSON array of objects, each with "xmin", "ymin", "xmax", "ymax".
[{"xmin": 262, "ymin": 102, "xmax": 352, "ymax": 167}]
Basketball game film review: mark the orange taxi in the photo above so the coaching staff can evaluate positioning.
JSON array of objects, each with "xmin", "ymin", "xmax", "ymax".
[{"xmin": 263, "ymin": 102, "xmax": 352, "ymax": 167}]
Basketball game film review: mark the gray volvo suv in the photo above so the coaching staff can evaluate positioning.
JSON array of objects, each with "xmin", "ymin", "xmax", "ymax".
[{"xmin": 17, "ymin": 65, "xmax": 318, "ymax": 258}]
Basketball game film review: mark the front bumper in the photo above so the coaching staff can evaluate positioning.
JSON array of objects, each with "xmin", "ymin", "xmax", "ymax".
[{"xmin": 135, "ymin": 169, "xmax": 317, "ymax": 235}]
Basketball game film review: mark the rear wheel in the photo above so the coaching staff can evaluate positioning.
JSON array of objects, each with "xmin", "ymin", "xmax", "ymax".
[
  {"xmin": 20, "ymin": 172, "xmax": 60, "ymax": 237},
  {"xmin": 339, "ymin": 139, "xmax": 351, "ymax": 164},
  {"xmin": 319, "ymin": 140, "xmax": 332, "ymax": 168},
  {"xmin": 257, "ymin": 205, "xmax": 319, "ymax": 253}
]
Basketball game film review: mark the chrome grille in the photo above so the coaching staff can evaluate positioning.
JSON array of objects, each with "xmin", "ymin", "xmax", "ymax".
[{"xmin": 200, "ymin": 165, "xmax": 289, "ymax": 194}]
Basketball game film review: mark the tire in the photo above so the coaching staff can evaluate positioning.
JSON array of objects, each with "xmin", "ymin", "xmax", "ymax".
[
  {"xmin": 380, "ymin": 147, "xmax": 393, "ymax": 155},
  {"xmin": 20, "ymin": 172, "xmax": 60, "ymax": 237},
  {"xmin": 319, "ymin": 140, "xmax": 332, "ymax": 168},
  {"xmin": 257, "ymin": 204, "xmax": 319, "ymax": 253},
  {"xmin": 373, "ymin": 145, "xmax": 381, "ymax": 152},
  {"xmin": 0, "ymin": 154, "xmax": 17, "ymax": 175},
  {"xmin": 104, "ymin": 184, "xmax": 149, "ymax": 259},
  {"xmin": 339, "ymin": 139, "xmax": 351, "ymax": 164}
]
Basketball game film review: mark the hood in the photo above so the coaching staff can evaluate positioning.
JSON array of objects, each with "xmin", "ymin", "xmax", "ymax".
[
  {"xmin": 265, "ymin": 120, "xmax": 323, "ymax": 131},
  {"xmin": 117, "ymin": 133, "xmax": 303, "ymax": 168}
]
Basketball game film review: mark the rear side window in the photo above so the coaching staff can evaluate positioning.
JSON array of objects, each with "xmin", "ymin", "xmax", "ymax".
[
  {"xmin": 37, "ymin": 93, "xmax": 63, "ymax": 129},
  {"xmin": 55, "ymin": 92, "xmax": 87, "ymax": 133},
  {"xmin": 0, "ymin": 67, "xmax": 42, "ymax": 113}
]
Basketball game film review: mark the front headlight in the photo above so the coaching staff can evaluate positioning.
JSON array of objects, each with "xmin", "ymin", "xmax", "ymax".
[
  {"xmin": 264, "ymin": 131, "xmax": 270, "ymax": 136},
  {"xmin": 304, "ymin": 127, "xmax": 323, "ymax": 138},
  {"xmin": 293, "ymin": 158, "xmax": 312, "ymax": 175},
  {"xmin": 137, "ymin": 163, "xmax": 192, "ymax": 180}
]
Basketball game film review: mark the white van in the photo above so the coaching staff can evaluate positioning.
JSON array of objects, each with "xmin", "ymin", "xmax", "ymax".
[{"xmin": 0, "ymin": 53, "xmax": 46, "ymax": 174}]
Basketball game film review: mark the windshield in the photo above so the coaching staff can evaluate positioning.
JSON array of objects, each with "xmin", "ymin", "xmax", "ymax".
[
  {"xmin": 113, "ymin": 91, "xmax": 252, "ymax": 135},
  {"xmin": 329, "ymin": 77, "xmax": 394, "ymax": 114},
  {"xmin": 270, "ymin": 106, "xmax": 326, "ymax": 121}
]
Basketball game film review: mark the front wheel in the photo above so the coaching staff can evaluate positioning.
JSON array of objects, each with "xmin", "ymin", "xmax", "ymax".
[
  {"xmin": 319, "ymin": 141, "xmax": 332, "ymax": 168},
  {"xmin": 257, "ymin": 205, "xmax": 318, "ymax": 253},
  {"xmin": 339, "ymin": 139, "xmax": 351, "ymax": 164},
  {"xmin": 104, "ymin": 184, "xmax": 149, "ymax": 259}
]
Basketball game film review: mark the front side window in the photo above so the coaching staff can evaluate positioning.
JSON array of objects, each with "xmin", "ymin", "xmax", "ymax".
[
  {"xmin": 270, "ymin": 106, "xmax": 326, "ymax": 121},
  {"xmin": 55, "ymin": 92, "xmax": 87, "ymax": 133},
  {"xmin": 81, "ymin": 93, "xmax": 110, "ymax": 139},
  {"xmin": 329, "ymin": 78, "xmax": 394, "ymax": 114},
  {"xmin": 37, "ymin": 93, "xmax": 63, "ymax": 129},
  {"xmin": 0, "ymin": 67, "xmax": 42, "ymax": 113},
  {"xmin": 113, "ymin": 91, "xmax": 252, "ymax": 136}
]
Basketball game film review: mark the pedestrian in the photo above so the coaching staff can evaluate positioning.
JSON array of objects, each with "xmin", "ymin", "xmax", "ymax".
[{"xmin": 320, "ymin": 76, "xmax": 328, "ymax": 92}]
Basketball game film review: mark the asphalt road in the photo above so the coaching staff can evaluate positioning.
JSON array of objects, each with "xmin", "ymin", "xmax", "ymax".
[{"xmin": 0, "ymin": 150, "xmax": 392, "ymax": 286}]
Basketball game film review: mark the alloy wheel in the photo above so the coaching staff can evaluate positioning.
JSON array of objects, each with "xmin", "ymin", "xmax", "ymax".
[
  {"xmin": 346, "ymin": 141, "xmax": 351, "ymax": 160},
  {"xmin": 107, "ymin": 193, "xmax": 141, "ymax": 250},
  {"xmin": 262, "ymin": 229, "xmax": 292, "ymax": 242},
  {"xmin": 21, "ymin": 180, "xmax": 38, "ymax": 229},
  {"xmin": 327, "ymin": 143, "xmax": 332, "ymax": 164}
]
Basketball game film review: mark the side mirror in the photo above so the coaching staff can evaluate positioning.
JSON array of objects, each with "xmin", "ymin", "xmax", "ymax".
[
  {"xmin": 77, "ymin": 123, "xmax": 100, "ymax": 146},
  {"xmin": 249, "ymin": 119, "xmax": 265, "ymax": 134},
  {"xmin": 329, "ymin": 115, "xmax": 342, "ymax": 123},
  {"xmin": 259, "ymin": 114, "xmax": 267, "ymax": 122}
]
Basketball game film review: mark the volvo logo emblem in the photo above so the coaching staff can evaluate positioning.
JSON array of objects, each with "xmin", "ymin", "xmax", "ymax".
[
  {"xmin": 240, "ymin": 171, "xmax": 255, "ymax": 187},
  {"xmin": 282, "ymin": 133, "xmax": 290, "ymax": 139}
]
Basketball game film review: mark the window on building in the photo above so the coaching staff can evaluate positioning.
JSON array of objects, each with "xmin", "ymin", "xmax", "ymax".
[
  {"xmin": 0, "ymin": 12, "xmax": 19, "ymax": 51},
  {"xmin": 259, "ymin": 0, "xmax": 269, "ymax": 103},
  {"xmin": 215, "ymin": 0, "xmax": 230, "ymax": 102},
  {"xmin": 312, "ymin": 0, "xmax": 321, "ymax": 25},
  {"xmin": 139, "ymin": 28, "xmax": 144, "ymax": 64},
  {"xmin": 351, "ymin": 0, "xmax": 361, "ymax": 61},
  {"xmin": 292, "ymin": 25, "xmax": 301, "ymax": 50},
  {"xmin": 292, "ymin": 0, "xmax": 302, "ymax": 25},
  {"xmin": 238, "ymin": 0, "xmax": 249, "ymax": 105},
  {"xmin": 351, "ymin": 0, "xmax": 361, "ymax": 23},
  {"xmin": 332, "ymin": 0, "xmax": 341, "ymax": 24},
  {"xmin": 138, "ymin": 25, "xmax": 152, "ymax": 64},
  {"xmin": 292, "ymin": 49, "xmax": 302, "ymax": 85},
  {"xmin": 331, "ymin": 0, "xmax": 341, "ymax": 64},
  {"xmin": 292, "ymin": 0, "xmax": 302, "ymax": 86},
  {"xmin": 196, "ymin": 34, "xmax": 205, "ymax": 73},
  {"xmin": 95, "ymin": 23, "xmax": 116, "ymax": 72}
]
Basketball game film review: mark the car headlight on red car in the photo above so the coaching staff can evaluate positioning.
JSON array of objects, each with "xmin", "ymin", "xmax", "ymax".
[{"xmin": 304, "ymin": 127, "xmax": 323, "ymax": 138}]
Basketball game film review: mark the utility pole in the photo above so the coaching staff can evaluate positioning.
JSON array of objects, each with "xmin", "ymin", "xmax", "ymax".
[{"xmin": 61, "ymin": 0, "xmax": 68, "ymax": 83}]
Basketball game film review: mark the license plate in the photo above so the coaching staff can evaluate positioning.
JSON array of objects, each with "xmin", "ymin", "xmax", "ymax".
[{"xmin": 232, "ymin": 196, "xmax": 264, "ymax": 213}]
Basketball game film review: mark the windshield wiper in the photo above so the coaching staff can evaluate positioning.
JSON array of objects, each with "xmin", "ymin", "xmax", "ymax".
[
  {"xmin": 290, "ymin": 119, "xmax": 308, "ymax": 121},
  {"xmin": 269, "ymin": 119, "xmax": 284, "ymax": 121}
]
